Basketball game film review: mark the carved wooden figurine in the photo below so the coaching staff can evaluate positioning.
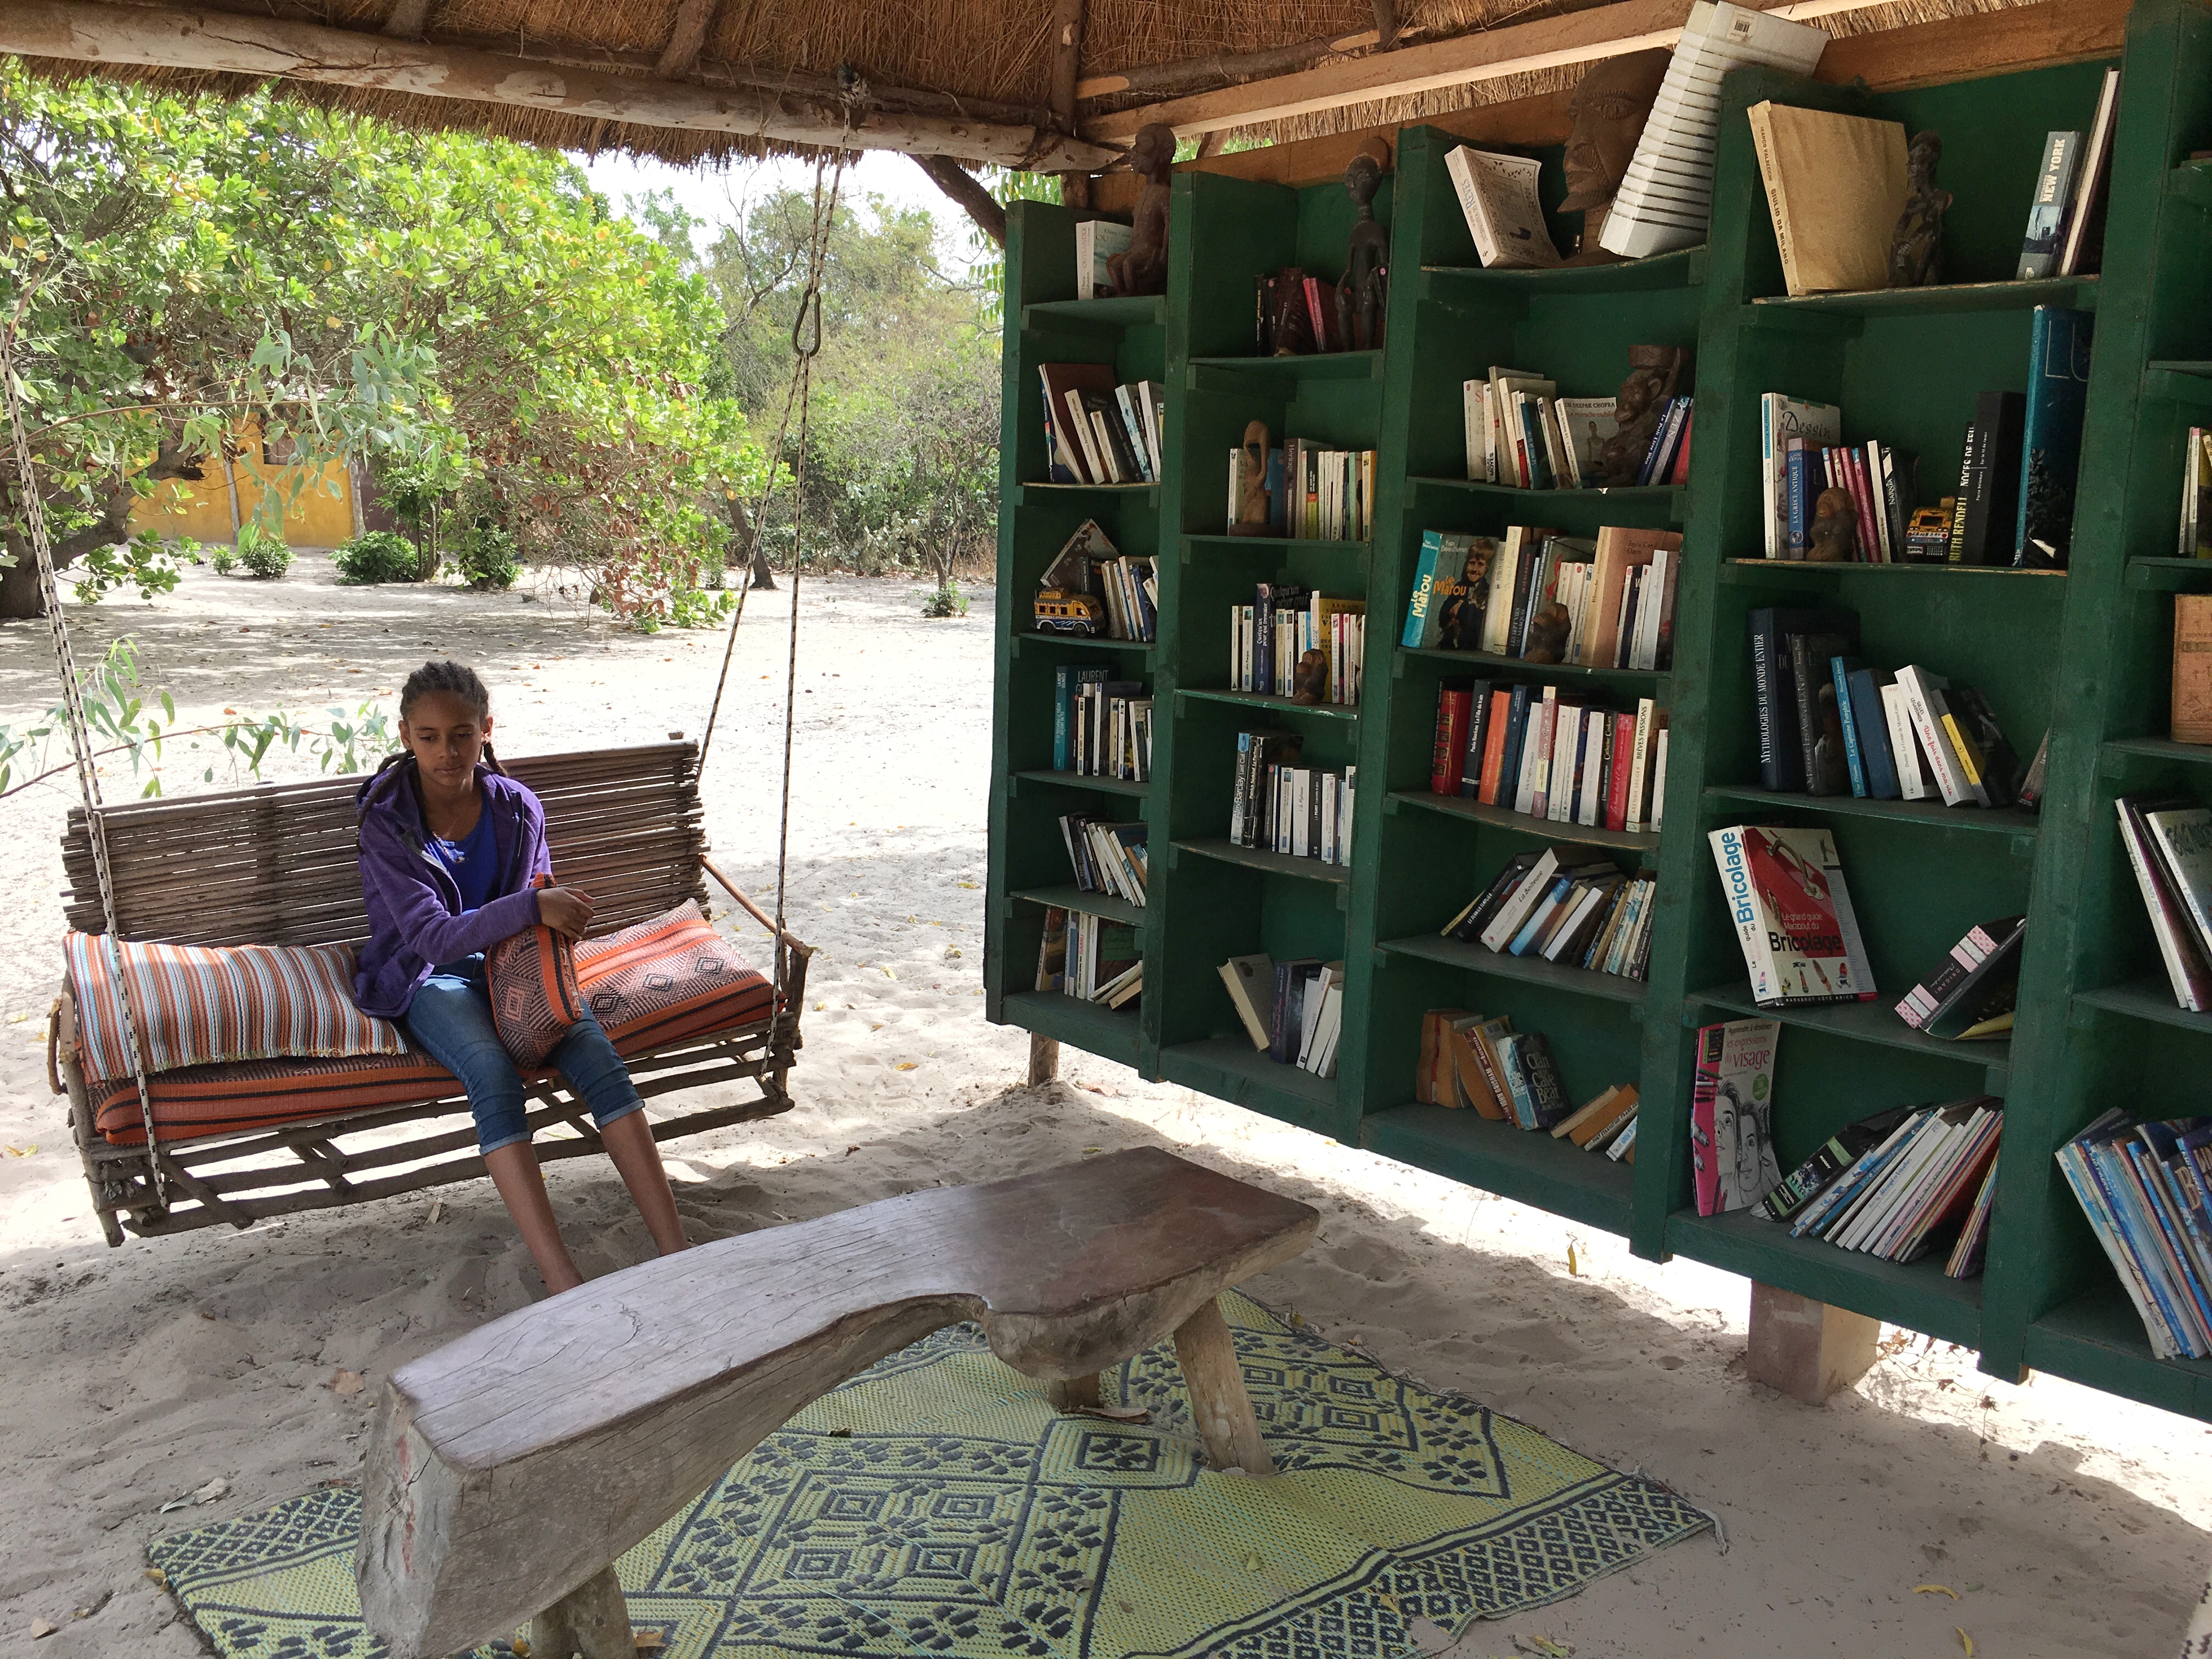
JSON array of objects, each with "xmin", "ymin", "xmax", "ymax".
[
  {"xmin": 1558, "ymin": 49, "xmax": 1670, "ymax": 266},
  {"xmin": 1596, "ymin": 344, "xmax": 1689, "ymax": 486},
  {"xmin": 1888, "ymin": 131, "xmax": 1951, "ymax": 289},
  {"xmin": 1521, "ymin": 602, "xmax": 1573, "ymax": 665},
  {"xmin": 1108, "ymin": 122, "xmax": 1176, "ymax": 297},
  {"xmin": 1334, "ymin": 138, "xmax": 1392, "ymax": 351},
  {"xmin": 1808, "ymin": 486, "xmax": 1858, "ymax": 562},
  {"xmin": 1291, "ymin": 648, "xmax": 1331, "ymax": 704},
  {"xmin": 1229, "ymin": 420, "xmax": 1274, "ymax": 536}
]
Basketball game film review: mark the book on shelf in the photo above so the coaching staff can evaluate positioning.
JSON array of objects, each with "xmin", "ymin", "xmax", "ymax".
[
  {"xmin": 1053, "ymin": 665, "xmax": 1152, "ymax": 781},
  {"xmin": 1690, "ymin": 1017, "xmax": 1781, "ymax": 1215},
  {"xmin": 1225, "ymin": 439, "xmax": 1378, "ymax": 540},
  {"xmin": 1759, "ymin": 396, "xmax": 1839, "ymax": 559},
  {"xmin": 1233, "ymin": 588, "xmax": 1364, "ymax": 704},
  {"xmin": 1064, "ymin": 911, "xmax": 1141, "ymax": 1006},
  {"xmin": 1036, "ymin": 364, "xmax": 1163, "ymax": 487},
  {"xmin": 1895, "ymin": 915, "xmax": 2025, "ymax": 1039},
  {"xmin": 2056, "ymin": 1108, "xmax": 2212, "ymax": 1359},
  {"xmin": 1443, "ymin": 147, "xmax": 1560, "ymax": 269},
  {"xmin": 2017, "ymin": 307, "xmax": 2095, "ymax": 568},
  {"xmin": 1441, "ymin": 844, "xmax": 1658, "ymax": 981},
  {"xmin": 2017, "ymin": 130, "xmax": 2085, "ymax": 280},
  {"xmin": 1759, "ymin": 1103, "xmax": 1912, "ymax": 1223},
  {"xmin": 2117, "ymin": 794, "xmax": 2212, "ymax": 1012},
  {"xmin": 1227, "ymin": 955, "xmax": 1342, "ymax": 1076},
  {"xmin": 2179, "ymin": 428, "xmax": 2212, "ymax": 560},
  {"xmin": 1413, "ymin": 522, "xmax": 1677, "ymax": 668},
  {"xmin": 1600, "ymin": 2, "xmax": 1832, "ymax": 259},
  {"xmin": 1415, "ymin": 1008, "xmax": 1596, "ymax": 1137},
  {"xmin": 1058, "ymin": 815, "xmax": 1148, "ymax": 908},
  {"xmin": 1036, "ymin": 905, "xmax": 1068, "ymax": 992},
  {"xmin": 1954, "ymin": 391, "xmax": 2027, "ymax": 566},
  {"xmin": 1218, "ymin": 953, "xmax": 1273, "ymax": 1048},
  {"xmin": 1074, "ymin": 219, "xmax": 1133, "ymax": 301},
  {"xmin": 1748, "ymin": 605, "xmax": 1857, "ymax": 791},
  {"xmin": 1578, "ymin": 527, "xmax": 1684, "ymax": 671},
  {"xmin": 2177, "ymin": 595, "xmax": 2212, "ymax": 744},
  {"xmin": 1785, "ymin": 1097, "xmax": 2003, "ymax": 1274},
  {"xmin": 1430, "ymin": 681, "xmax": 1668, "ymax": 836},
  {"xmin": 1554, "ymin": 1083, "xmax": 1640, "ymax": 1153},
  {"xmin": 1403, "ymin": 532, "xmax": 1499, "ymax": 652},
  {"xmin": 1228, "ymin": 728, "xmax": 1355, "ymax": 864},
  {"xmin": 1709, "ymin": 823, "xmax": 1876, "ymax": 1005},
  {"xmin": 2058, "ymin": 67, "xmax": 2122, "ymax": 278},
  {"xmin": 1747, "ymin": 101, "xmax": 1906, "ymax": 297}
]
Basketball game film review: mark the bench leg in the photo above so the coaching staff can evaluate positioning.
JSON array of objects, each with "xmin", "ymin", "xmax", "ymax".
[
  {"xmin": 1745, "ymin": 1281, "xmax": 1880, "ymax": 1405},
  {"xmin": 531, "ymin": 1565, "xmax": 630, "ymax": 1659},
  {"xmin": 1027, "ymin": 1035, "xmax": 1060, "ymax": 1086},
  {"xmin": 1048, "ymin": 1373, "xmax": 1101, "ymax": 1411},
  {"xmin": 1172, "ymin": 1298, "xmax": 1273, "ymax": 1476}
]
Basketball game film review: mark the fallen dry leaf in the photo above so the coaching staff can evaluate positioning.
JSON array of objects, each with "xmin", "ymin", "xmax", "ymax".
[
  {"xmin": 1956, "ymin": 1628, "xmax": 1974, "ymax": 1656},
  {"xmin": 1915, "ymin": 1585, "xmax": 1960, "ymax": 1600},
  {"xmin": 31, "ymin": 1619, "xmax": 57, "ymax": 1639},
  {"xmin": 330, "ymin": 1369, "xmax": 365, "ymax": 1397},
  {"xmin": 143, "ymin": 1570, "xmax": 167, "ymax": 1589},
  {"xmin": 894, "ymin": 1062, "xmax": 917, "ymax": 1071},
  {"xmin": 193, "ymin": 1476, "xmax": 229, "ymax": 1504},
  {"xmin": 4, "ymin": 1145, "xmax": 35, "ymax": 1158},
  {"xmin": 512, "ymin": 1639, "xmax": 532, "ymax": 1658}
]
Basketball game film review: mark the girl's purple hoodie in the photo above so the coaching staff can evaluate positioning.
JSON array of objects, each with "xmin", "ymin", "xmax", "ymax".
[{"xmin": 352, "ymin": 760, "xmax": 550, "ymax": 1019}]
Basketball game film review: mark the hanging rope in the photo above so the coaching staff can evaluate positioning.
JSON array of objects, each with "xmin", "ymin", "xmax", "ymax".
[{"xmin": 1, "ymin": 343, "xmax": 167, "ymax": 1204}]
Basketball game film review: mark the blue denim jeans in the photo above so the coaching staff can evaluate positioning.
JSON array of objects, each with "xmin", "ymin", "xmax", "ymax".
[{"xmin": 404, "ymin": 956, "xmax": 645, "ymax": 1155}]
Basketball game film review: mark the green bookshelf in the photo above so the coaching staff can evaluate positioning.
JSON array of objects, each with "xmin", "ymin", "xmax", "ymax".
[{"xmin": 986, "ymin": 0, "xmax": 2212, "ymax": 1422}]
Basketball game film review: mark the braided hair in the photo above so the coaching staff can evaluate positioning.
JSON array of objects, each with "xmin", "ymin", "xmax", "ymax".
[{"xmin": 369, "ymin": 659, "xmax": 508, "ymax": 782}]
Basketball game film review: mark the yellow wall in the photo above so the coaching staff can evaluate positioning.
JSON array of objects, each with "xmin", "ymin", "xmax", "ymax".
[{"xmin": 129, "ymin": 447, "xmax": 359, "ymax": 548}]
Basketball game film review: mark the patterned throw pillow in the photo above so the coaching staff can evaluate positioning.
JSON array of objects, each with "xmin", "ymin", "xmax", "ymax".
[{"xmin": 486, "ymin": 875, "xmax": 585, "ymax": 1066}]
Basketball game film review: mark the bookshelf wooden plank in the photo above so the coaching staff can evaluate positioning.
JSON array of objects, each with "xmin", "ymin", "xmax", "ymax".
[
  {"xmin": 1720, "ymin": 558, "xmax": 2068, "ymax": 584},
  {"xmin": 1746, "ymin": 275, "xmax": 2098, "ymax": 318},
  {"xmin": 1171, "ymin": 838, "xmax": 1352, "ymax": 884},
  {"xmin": 2125, "ymin": 557, "xmax": 2212, "ymax": 590},
  {"xmin": 1701, "ymin": 785, "xmax": 2042, "ymax": 839},
  {"xmin": 1416, "ymin": 248, "xmax": 1705, "ymax": 298},
  {"xmin": 1011, "ymin": 885, "xmax": 1148, "ymax": 928},
  {"xmin": 1022, "ymin": 296, "xmax": 1169, "ymax": 328},
  {"xmin": 1013, "ymin": 482, "xmax": 1159, "ymax": 504},
  {"xmin": 1396, "ymin": 645, "xmax": 1669, "ymax": 692},
  {"xmin": 1689, "ymin": 983, "xmax": 2011, "ymax": 1069},
  {"xmin": 1384, "ymin": 788, "xmax": 1661, "ymax": 853},
  {"xmin": 2102, "ymin": 736, "xmax": 2212, "ymax": 768},
  {"xmin": 1664, "ymin": 1209, "xmax": 1982, "ymax": 1349},
  {"xmin": 2072, "ymin": 979, "xmax": 2212, "ymax": 1036},
  {"xmin": 1175, "ymin": 688, "xmax": 1359, "ymax": 721},
  {"xmin": 1011, "ymin": 631, "xmax": 1153, "ymax": 659},
  {"xmin": 1405, "ymin": 476, "xmax": 1686, "ymax": 516},
  {"xmin": 1361, "ymin": 1104, "xmax": 1634, "ymax": 1235},
  {"xmin": 1012, "ymin": 768, "xmax": 1152, "ymax": 799},
  {"xmin": 2143, "ymin": 366, "xmax": 2212, "ymax": 404},
  {"xmin": 1377, "ymin": 932, "xmax": 1649, "ymax": 1005},
  {"xmin": 1157, "ymin": 1037, "xmax": 1341, "ymax": 1134},
  {"xmin": 1186, "ymin": 350, "xmax": 1384, "ymax": 387},
  {"xmin": 1182, "ymin": 534, "xmax": 1370, "ymax": 558},
  {"xmin": 997, "ymin": 990, "xmax": 1144, "ymax": 1068},
  {"xmin": 2147, "ymin": 359, "xmax": 2212, "ymax": 378},
  {"xmin": 2173, "ymin": 161, "xmax": 2212, "ymax": 212},
  {"xmin": 2024, "ymin": 1285, "xmax": 2212, "ymax": 1419}
]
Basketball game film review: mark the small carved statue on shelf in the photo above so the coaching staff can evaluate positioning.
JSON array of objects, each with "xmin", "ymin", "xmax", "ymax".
[
  {"xmin": 1888, "ymin": 130, "xmax": 1951, "ymax": 289},
  {"xmin": 1229, "ymin": 420, "xmax": 1274, "ymax": 536},
  {"xmin": 1596, "ymin": 344, "xmax": 1690, "ymax": 486},
  {"xmin": 1108, "ymin": 123, "xmax": 1176, "ymax": 297},
  {"xmin": 1291, "ymin": 649, "xmax": 1331, "ymax": 705},
  {"xmin": 1558, "ymin": 49, "xmax": 1671, "ymax": 266},
  {"xmin": 1334, "ymin": 137, "xmax": 1393, "ymax": 351},
  {"xmin": 1521, "ymin": 601, "xmax": 1573, "ymax": 664},
  {"xmin": 1808, "ymin": 486, "xmax": 1858, "ymax": 562}
]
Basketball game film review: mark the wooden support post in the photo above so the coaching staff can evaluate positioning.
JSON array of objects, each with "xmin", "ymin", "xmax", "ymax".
[
  {"xmin": 1027, "ymin": 1035, "xmax": 1060, "ymax": 1085},
  {"xmin": 1051, "ymin": 0, "xmax": 1092, "ymax": 210},
  {"xmin": 529, "ymin": 1565, "xmax": 630, "ymax": 1659},
  {"xmin": 1047, "ymin": 1373, "xmax": 1101, "ymax": 1411},
  {"xmin": 1172, "ymin": 1298, "xmax": 1273, "ymax": 1475},
  {"xmin": 1745, "ymin": 1281, "xmax": 1880, "ymax": 1406}
]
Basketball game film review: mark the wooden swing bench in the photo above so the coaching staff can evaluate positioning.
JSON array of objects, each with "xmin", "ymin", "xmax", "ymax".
[{"xmin": 50, "ymin": 740, "xmax": 808, "ymax": 1246}]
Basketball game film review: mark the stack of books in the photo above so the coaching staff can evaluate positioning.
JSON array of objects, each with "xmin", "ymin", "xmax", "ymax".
[
  {"xmin": 1230, "ymin": 586, "xmax": 1365, "ymax": 704},
  {"xmin": 1058, "ymin": 815, "xmax": 1147, "ymax": 909},
  {"xmin": 1402, "ymin": 526, "xmax": 1680, "ymax": 672},
  {"xmin": 1038, "ymin": 364, "xmax": 1163, "ymax": 486},
  {"xmin": 1895, "ymin": 916, "xmax": 2025, "ymax": 1040},
  {"xmin": 1052, "ymin": 664, "xmax": 1152, "ymax": 781},
  {"xmin": 1774, "ymin": 1098, "xmax": 2003, "ymax": 1277},
  {"xmin": 2179, "ymin": 427, "xmax": 2212, "ymax": 557},
  {"xmin": 1462, "ymin": 367, "xmax": 1690, "ymax": 490},
  {"xmin": 1415, "ymin": 1009, "xmax": 1628, "ymax": 1143},
  {"xmin": 1035, "ymin": 906, "xmax": 1141, "ymax": 1009},
  {"xmin": 2114, "ymin": 795, "xmax": 2212, "ymax": 1012},
  {"xmin": 1219, "ymin": 954, "xmax": 1345, "ymax": 1077},
  {"xmin": 1440, "ymin": 845, "xmax": 1659, "ymax": 983},
  {"xmin": 2059, "ymin": 1110, "xmax": 2212, "ymax": 1358},
  {"xmin": 1223, "ymin": 440, "xmax": 1378, "ymax": 540},
  {"xmin": 1431, "ymin": 682, "xmax": 1668, "ymax": 837},
  {"xmin": 1748, "ymin": 605, "xmax": 2034, "ymax": 806},
  {"xmin": 1228, "ymin": 729, "xmax": 1354, "ymax": 864}
]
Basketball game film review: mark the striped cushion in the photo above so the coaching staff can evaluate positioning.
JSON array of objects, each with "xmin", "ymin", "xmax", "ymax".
[{"xmin": 65, "ymin": 933, "xmax": 406, "ymax": 1081}]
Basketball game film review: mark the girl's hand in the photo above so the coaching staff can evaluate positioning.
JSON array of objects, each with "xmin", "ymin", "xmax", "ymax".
[{"xmin": 538, "ymin": 885, "xmax": 595, "ymax": 939}]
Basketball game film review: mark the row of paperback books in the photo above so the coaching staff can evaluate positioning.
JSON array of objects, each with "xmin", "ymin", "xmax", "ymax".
[
  {"xmin": 2179, "ymin": 427, "xmax": 2212, "ymax": 557},
  {"xmin": 1461, "ymin": 366, "xmax": 1692, "ymax": 493},
  {"xmin": 1251, "ymin": 267, "xmax": 1380, "ymax": 356},
  {"xmin": 1058, "ymin": 815, "xmax": 1147, "ymax": 910},
  {"xmin": 1227, "ymin": 730, "xmax": 1355, "ymax": 864},
  {"xmin": 1402, "ymin": 526, "xmax": 1680, "ymax": 672},
  {"xmin": 1441, "ymin": 846, "xmax": 1658, "ymax": 982},
  {"xmin": 1051, "ymin": 665, "xmax": 1153, "ymax": 782},
  {"xmin": 1219, "ymin": 954, "xmax": 1345, "ymax": 1076},
  {"xmin": 1750, "ymin": 606, "xmax": 2035, "ymax": 806},
  {"xmin": 1414, "ymin": 1008, "xmax": 1635, "ymax": 1149},
  {"xmin": 1036, "ymin": 907, "xmax": 1141, "ymax": 1008},
  {"xmin": 1038, "ymin": 364, "xmax": 1165, "ymax": 487},
  {"xmin": 2114, "ymin": 794, "xmax": 2212, "ymax": 1012},
  {"xmin": 1231, "ymin": 586, "xmax": 1365, "ymax": 705},
  {"xmin": 1431, "ymin": 683, "xmax": 1669, "ymax": 837},
  {"xmin": 1775, "ymin": 1098, "xmax": 2002, "ymax": 1275},
  {"xmin": 1223, "ymin": 441, "xmax": 1378, "ymax": 541},
  {"xmin": 2061, "ymin": 1111, "xmax": 2212, "ymax": 1359}
]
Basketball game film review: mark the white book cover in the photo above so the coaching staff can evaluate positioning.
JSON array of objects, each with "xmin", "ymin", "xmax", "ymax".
[
  {"xmin": 1760, "ymin": 394, "xmax": 1843, "ymax": 558},
  {"xmin": 1464, "ymin": 380, "xmax": 1488, "ymax": 480},
  {"xmin": 1579, "ymin": 712, "xmax": 1608, "ymax": 826},
  {"xmin": 1548, "ymin": 706, "xmax": 1582, "ymax": 823},
  {"xmin": 1446, "ymin": 146, "xmax": 1562, "ymax": 268},
  {"xmin": 1880, "ymin": 681, "xmax": 1928, "ymax": 799},
  {"xmin": 2146, "ymin": 804, "xmax": 2212, "ymax": 959},
  {"xmin": 1895, "ymin": 665, "xmax": 1972, "ymax": 805},
  {"xmin": 1076, "ymin": 219, "xmax": 1132, "ymax": 299},
  {"xmin": 1555, "ymin": 396, "xmax": 1620, "ymax": 488},
  {"xmin": 1847, "ymin": 1113, "xmax": 1969, "ymax": 1255},
  {"xmin": 1481, "ymin": 850, "xmax": 1565, "ymax": 952},
  {"xmin": 1650, "ymin": 728, "xmax": 1670, "ymax": 832},
  {"xmin": 1626, "ymin": 697, "xmax": 1657, "ymax": 833},
  {"xmin": 1708, "ymin": 823, "xmax": 1876, "ymax": 1004}
]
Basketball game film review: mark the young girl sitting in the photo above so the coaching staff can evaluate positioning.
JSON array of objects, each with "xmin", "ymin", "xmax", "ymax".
[{"xmin": 353, "ymin": 660, "xmax": 687, "ymax": 1293}]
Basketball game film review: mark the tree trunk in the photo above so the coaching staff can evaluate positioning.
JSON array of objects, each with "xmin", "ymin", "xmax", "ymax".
[
  {"xmin": 726, "ymin": 494, "xmax": 775, "ymax": 590},
  {"xmin": 0, "ymin": 433, "xmax": 204, "ymax": 619}
]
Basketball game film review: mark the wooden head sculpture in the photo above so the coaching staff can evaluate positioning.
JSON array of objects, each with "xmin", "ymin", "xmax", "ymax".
[
  {"xmin": 1229, "ymin": 419, "xmax": 1273, "ymax": 535},
  {"xmin": 1560, "ymin": 49, "xmax": 1670, "ymax": 265},
  {"xmin": 1596, "ymin": 343, "xmax": 1689, "ymax": 486},
  {"xmin": 1336, "ymin": 136, "xmax": 1392, "ymax": 351},
  {"xmin": 1108, "ymin": 122, "xmax": 1176, "ymax": 297}
]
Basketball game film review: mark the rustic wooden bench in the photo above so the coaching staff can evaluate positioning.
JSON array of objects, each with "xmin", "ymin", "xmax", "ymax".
[
  {"xmin": 356, "ymin": 1146, "xmax": 1318, "ymax": 1659},
  {"xmin": 53, "ymin": 741, "xmax": 808, "ymax": 1243}
]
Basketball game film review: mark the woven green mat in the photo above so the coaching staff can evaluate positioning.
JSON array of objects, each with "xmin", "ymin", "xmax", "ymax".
[{"xmin": 150, "ymin": 1291, "xmax": 1707, "ymax": 1658}]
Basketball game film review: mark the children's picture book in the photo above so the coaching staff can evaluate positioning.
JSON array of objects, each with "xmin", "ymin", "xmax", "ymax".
[
  {"xmin": 1690, "ymin": 1017, "xmax": 1782, "ymax": 1215},
  {"xmin": 1708, "ymin": 823, "xmax": 1877, "ymax": 1004}
]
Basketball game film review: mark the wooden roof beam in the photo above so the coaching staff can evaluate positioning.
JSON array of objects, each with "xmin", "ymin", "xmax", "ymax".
[
  {"xmin": 1082, "ymin": 0, "xmax": 1898, "ymax": 142},
  {"xmin": 3, "ymin": 0, "xmax": 1120, "ymax": 170},
  {"xmin": 653, "ymin": 0, "xmax": 721, "ymax": 79}
]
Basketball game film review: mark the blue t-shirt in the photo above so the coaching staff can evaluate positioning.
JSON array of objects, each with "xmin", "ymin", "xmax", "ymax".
[{"xmin": 427, "ymin": 795, "xmax": 500, "ymax": 914}]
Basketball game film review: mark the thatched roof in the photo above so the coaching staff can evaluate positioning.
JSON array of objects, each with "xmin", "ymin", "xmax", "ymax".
[{"xmin": 7, "ymin": 0, "xmax": 2083, "ymax": 173}]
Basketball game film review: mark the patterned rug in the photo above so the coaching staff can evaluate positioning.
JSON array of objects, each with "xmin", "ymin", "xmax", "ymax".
[{"xmin": 150, "ymin": 1293, "xmax": 1709, "ymax": 1658}]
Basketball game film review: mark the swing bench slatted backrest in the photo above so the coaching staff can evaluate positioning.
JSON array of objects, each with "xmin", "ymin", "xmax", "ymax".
[{"xmin": 52, "ymin": 741, "xmax": 806, "ymax": 1246}]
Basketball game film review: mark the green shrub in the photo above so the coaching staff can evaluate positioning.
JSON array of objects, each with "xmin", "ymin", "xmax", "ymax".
[
  {"xmin": 235, "ymin": 524, "xmax": 292, "ymax": 580},
  {"xmin": 208, "ymin": 546, "xmax": 236, "ymax": 576},
  {"xmin": 334, "ymin": 530, "xmax": 420, "ymax": 584},
  {"xmin": 668, "ymin": 586, "xmax": 737, "ymax": 629},
  {"xmin": 71, "ymin": 533, "xmax": 182, "ymax": 603},
  {"xmin": 921, "ymin": 580, "xmax": 969, "ymax": 618},
  {"xmin": 458, "ymin": 514, "xmax": 518, "ymax": 590}
]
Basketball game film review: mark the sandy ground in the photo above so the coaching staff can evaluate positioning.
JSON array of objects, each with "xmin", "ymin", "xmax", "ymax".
[{"xmin": 0, "ymin": 552, "xmax": 2205, "ymax": 1658}]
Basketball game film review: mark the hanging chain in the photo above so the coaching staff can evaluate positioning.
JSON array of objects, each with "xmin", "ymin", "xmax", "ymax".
[{"xmin": 1, "ymin": 343, "xmax": 167, "ymax": 1201}]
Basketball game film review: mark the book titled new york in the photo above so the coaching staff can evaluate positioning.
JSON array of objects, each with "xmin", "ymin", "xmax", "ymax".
[
  {"xmin": 2017, "ymin": 131, "xmax": 2085, "ymax": 280},
  {"xmin": 1709, "ymin": 823, "xmax": 1878, "ymax": 1004}
]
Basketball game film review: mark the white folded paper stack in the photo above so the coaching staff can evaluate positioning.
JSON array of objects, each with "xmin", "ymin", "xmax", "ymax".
[{"xmin": 1599, "ymin": 1, "xmax": 1831, "ymax": 259}]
